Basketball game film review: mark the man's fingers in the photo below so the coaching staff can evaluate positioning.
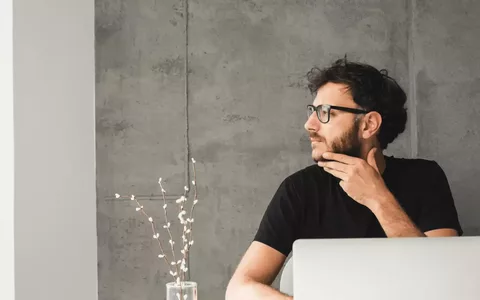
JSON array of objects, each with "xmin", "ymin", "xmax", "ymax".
[
  {"xmin": 323, "ymin": 167, "xmax": 348, "ymax": 181},
  {"xmin": 318, "ymin": 161, "xmax": 349, "ymax": 173}
]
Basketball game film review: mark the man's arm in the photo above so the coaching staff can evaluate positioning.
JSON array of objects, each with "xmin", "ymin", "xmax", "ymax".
[
  {"xmin": 226, "ymin": 241, "xmax": 293, "ymax": 300},
  {"xmin": 370, "ymin": 192, "xmax": 458, "ymax": 237}
]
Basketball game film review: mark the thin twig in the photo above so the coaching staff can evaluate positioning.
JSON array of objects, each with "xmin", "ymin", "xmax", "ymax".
[
  {"xmin": 187, "ymin": 160, "xmax": 198, "ymax": 251},
  {"xmin": 177, "ymin": 188, "xmax": 186, "ymax": 283},
  {"xmin": 159, "ymin": 181, "xmax": 181, "ymax": 280},
  {"xmin": 131, "ymin": 196, "xmax": 176, "ymax": 280},
  {"xmin": 116, "ymin": 156, "xmax": 200, "ymax": 288},
  {"xmin": 183, "ymin": 159, "xmax": 198, "ymax": 282}
]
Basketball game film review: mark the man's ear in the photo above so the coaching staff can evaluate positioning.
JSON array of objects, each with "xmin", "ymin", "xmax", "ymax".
[{"xmin": 361, "ymin": 111, "xmax": 382, "ymax": 139}]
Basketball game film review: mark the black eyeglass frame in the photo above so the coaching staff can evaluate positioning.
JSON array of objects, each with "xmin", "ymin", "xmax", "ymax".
[{"xmin": 307, "ymin": 104, "xmax": 370, "ymax": 124}]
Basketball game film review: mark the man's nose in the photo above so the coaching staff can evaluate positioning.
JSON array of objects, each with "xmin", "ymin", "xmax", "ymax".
[{"xmin": 304, "ymin": 113, "xmax": 320, "ymax": 132}]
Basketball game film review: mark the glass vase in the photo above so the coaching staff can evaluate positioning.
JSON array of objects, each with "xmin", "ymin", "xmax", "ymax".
[{"xmin": 166, "ymin": 281, "xmax": 197, "ymax": 300}]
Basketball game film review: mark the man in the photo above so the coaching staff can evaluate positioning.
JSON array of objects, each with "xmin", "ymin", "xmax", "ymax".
[{"xmin": 225, "ymin": 58, "xmax": 463, "ymax": 300}]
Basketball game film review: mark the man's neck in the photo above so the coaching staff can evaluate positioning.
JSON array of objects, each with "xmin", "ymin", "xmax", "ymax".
[{"xmin": 360, "ymin": 145, "xmax": 386, "ymax": 174}]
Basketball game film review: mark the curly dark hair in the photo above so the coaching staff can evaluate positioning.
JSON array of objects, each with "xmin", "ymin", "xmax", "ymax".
[{"xmin": 306, "ymin": 57, "xmax": 407, "ymax": 150}]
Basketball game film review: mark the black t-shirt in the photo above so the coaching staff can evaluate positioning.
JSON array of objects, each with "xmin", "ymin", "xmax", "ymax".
[{"xmin": 254, "ymin": 155, "xmax": 464, "ymax": 256}]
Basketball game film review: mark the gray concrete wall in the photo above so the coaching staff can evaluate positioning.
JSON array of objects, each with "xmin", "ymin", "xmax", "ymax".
[
  {"xmin": 95, "ymin": 1, "xmax": 480, "ymax": 299},
  {"xmin": 413, "ymin": 0, "xmax": 480, "ymax": 236}
]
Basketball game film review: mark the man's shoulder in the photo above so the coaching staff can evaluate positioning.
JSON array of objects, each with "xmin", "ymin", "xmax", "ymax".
[
  {"xmin": 390, "ymin": 155, "xmax": 441, "ymax": 165},
  {"xmin": 285, "ymin": 164, "xmax": 324, "ymax": 180},
  {"xmin": 388, "ymin": 155, "xmax": 443, "ymax": 177},
  {"xmin": 281, "ymin": 164, "xmax": 329, "ymax": 191}
]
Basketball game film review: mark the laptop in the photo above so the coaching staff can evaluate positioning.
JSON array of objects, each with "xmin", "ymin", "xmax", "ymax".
[{"xmin": 293, "ymin": 237, "xmax": 480, "ymax": 300}]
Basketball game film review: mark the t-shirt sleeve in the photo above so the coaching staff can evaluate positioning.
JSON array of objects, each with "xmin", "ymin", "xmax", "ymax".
[
  {"xmin": 254, "ymin": 177, "xmax": 302, "ymax": 256},
  {"xmin": 417, "ymin": 161, "xmax": 463, "ymax": 236}
]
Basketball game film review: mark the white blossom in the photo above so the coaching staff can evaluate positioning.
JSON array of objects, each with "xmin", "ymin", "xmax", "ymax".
[
  {"xmin": 178, "ymin": 211, "xmax": 187, "ymax": 224},
  {"xmin": 184, "ymin": 294, "xmax": 188, "ymax": 300},
  {"xmin": 115, "ymin": 193, "xmax": 120, "ymax": 199},
  {"xmin": 126, "ymin": 163, "xmax": 201, "ymax": 278}
]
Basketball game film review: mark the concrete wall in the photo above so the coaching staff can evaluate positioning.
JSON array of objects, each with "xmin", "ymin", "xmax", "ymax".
[
  {"xmin": 96, "ymin": 1, "xmax": 480, "ymax": 299},
  {"xmin": 413, "ymin": 0, "xmax": 480, "ymax": 235},
  {"xmin": 13, "ymin": 0, "xmax": 98, "ymax": 300}
]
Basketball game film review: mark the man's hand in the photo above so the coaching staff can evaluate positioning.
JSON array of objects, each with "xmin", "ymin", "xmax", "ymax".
[
  {"xmin": 318, "ymin": 147, "xmax": 391, "ymax": 210},
  {"xmin": 318, "ymin": 148, "xmax": 459, "ymax": 238}
]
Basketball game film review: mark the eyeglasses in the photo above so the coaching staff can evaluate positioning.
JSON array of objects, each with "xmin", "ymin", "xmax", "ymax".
[{"xmin": 307, "ymin": 104, "xmax": 369, "ymax": 124}]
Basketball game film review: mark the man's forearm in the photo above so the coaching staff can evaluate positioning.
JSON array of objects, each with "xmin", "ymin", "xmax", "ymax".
[
  {"xmin": 369, "ymin": 192, "xmax": 426, "ymax": 237},
  {"xmin": 226, "ymin": 278, "xmax": 293, "ymax": 300}
]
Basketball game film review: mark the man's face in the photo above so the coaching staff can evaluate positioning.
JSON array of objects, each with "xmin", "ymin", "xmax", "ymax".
[{"xmin": 304, "ymin": 82, "xmax": 363, "ymax": 163}]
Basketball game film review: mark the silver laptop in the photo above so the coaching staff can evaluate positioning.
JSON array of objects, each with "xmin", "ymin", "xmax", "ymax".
[{"xmin": 293, "ymin": 237, "xmax": 480, "ymax": 300}]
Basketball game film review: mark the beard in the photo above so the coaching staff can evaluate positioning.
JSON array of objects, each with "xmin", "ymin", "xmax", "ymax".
[{"xmin": 310, "ymin": 121, "xmax": 362, "ymax": 163}]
